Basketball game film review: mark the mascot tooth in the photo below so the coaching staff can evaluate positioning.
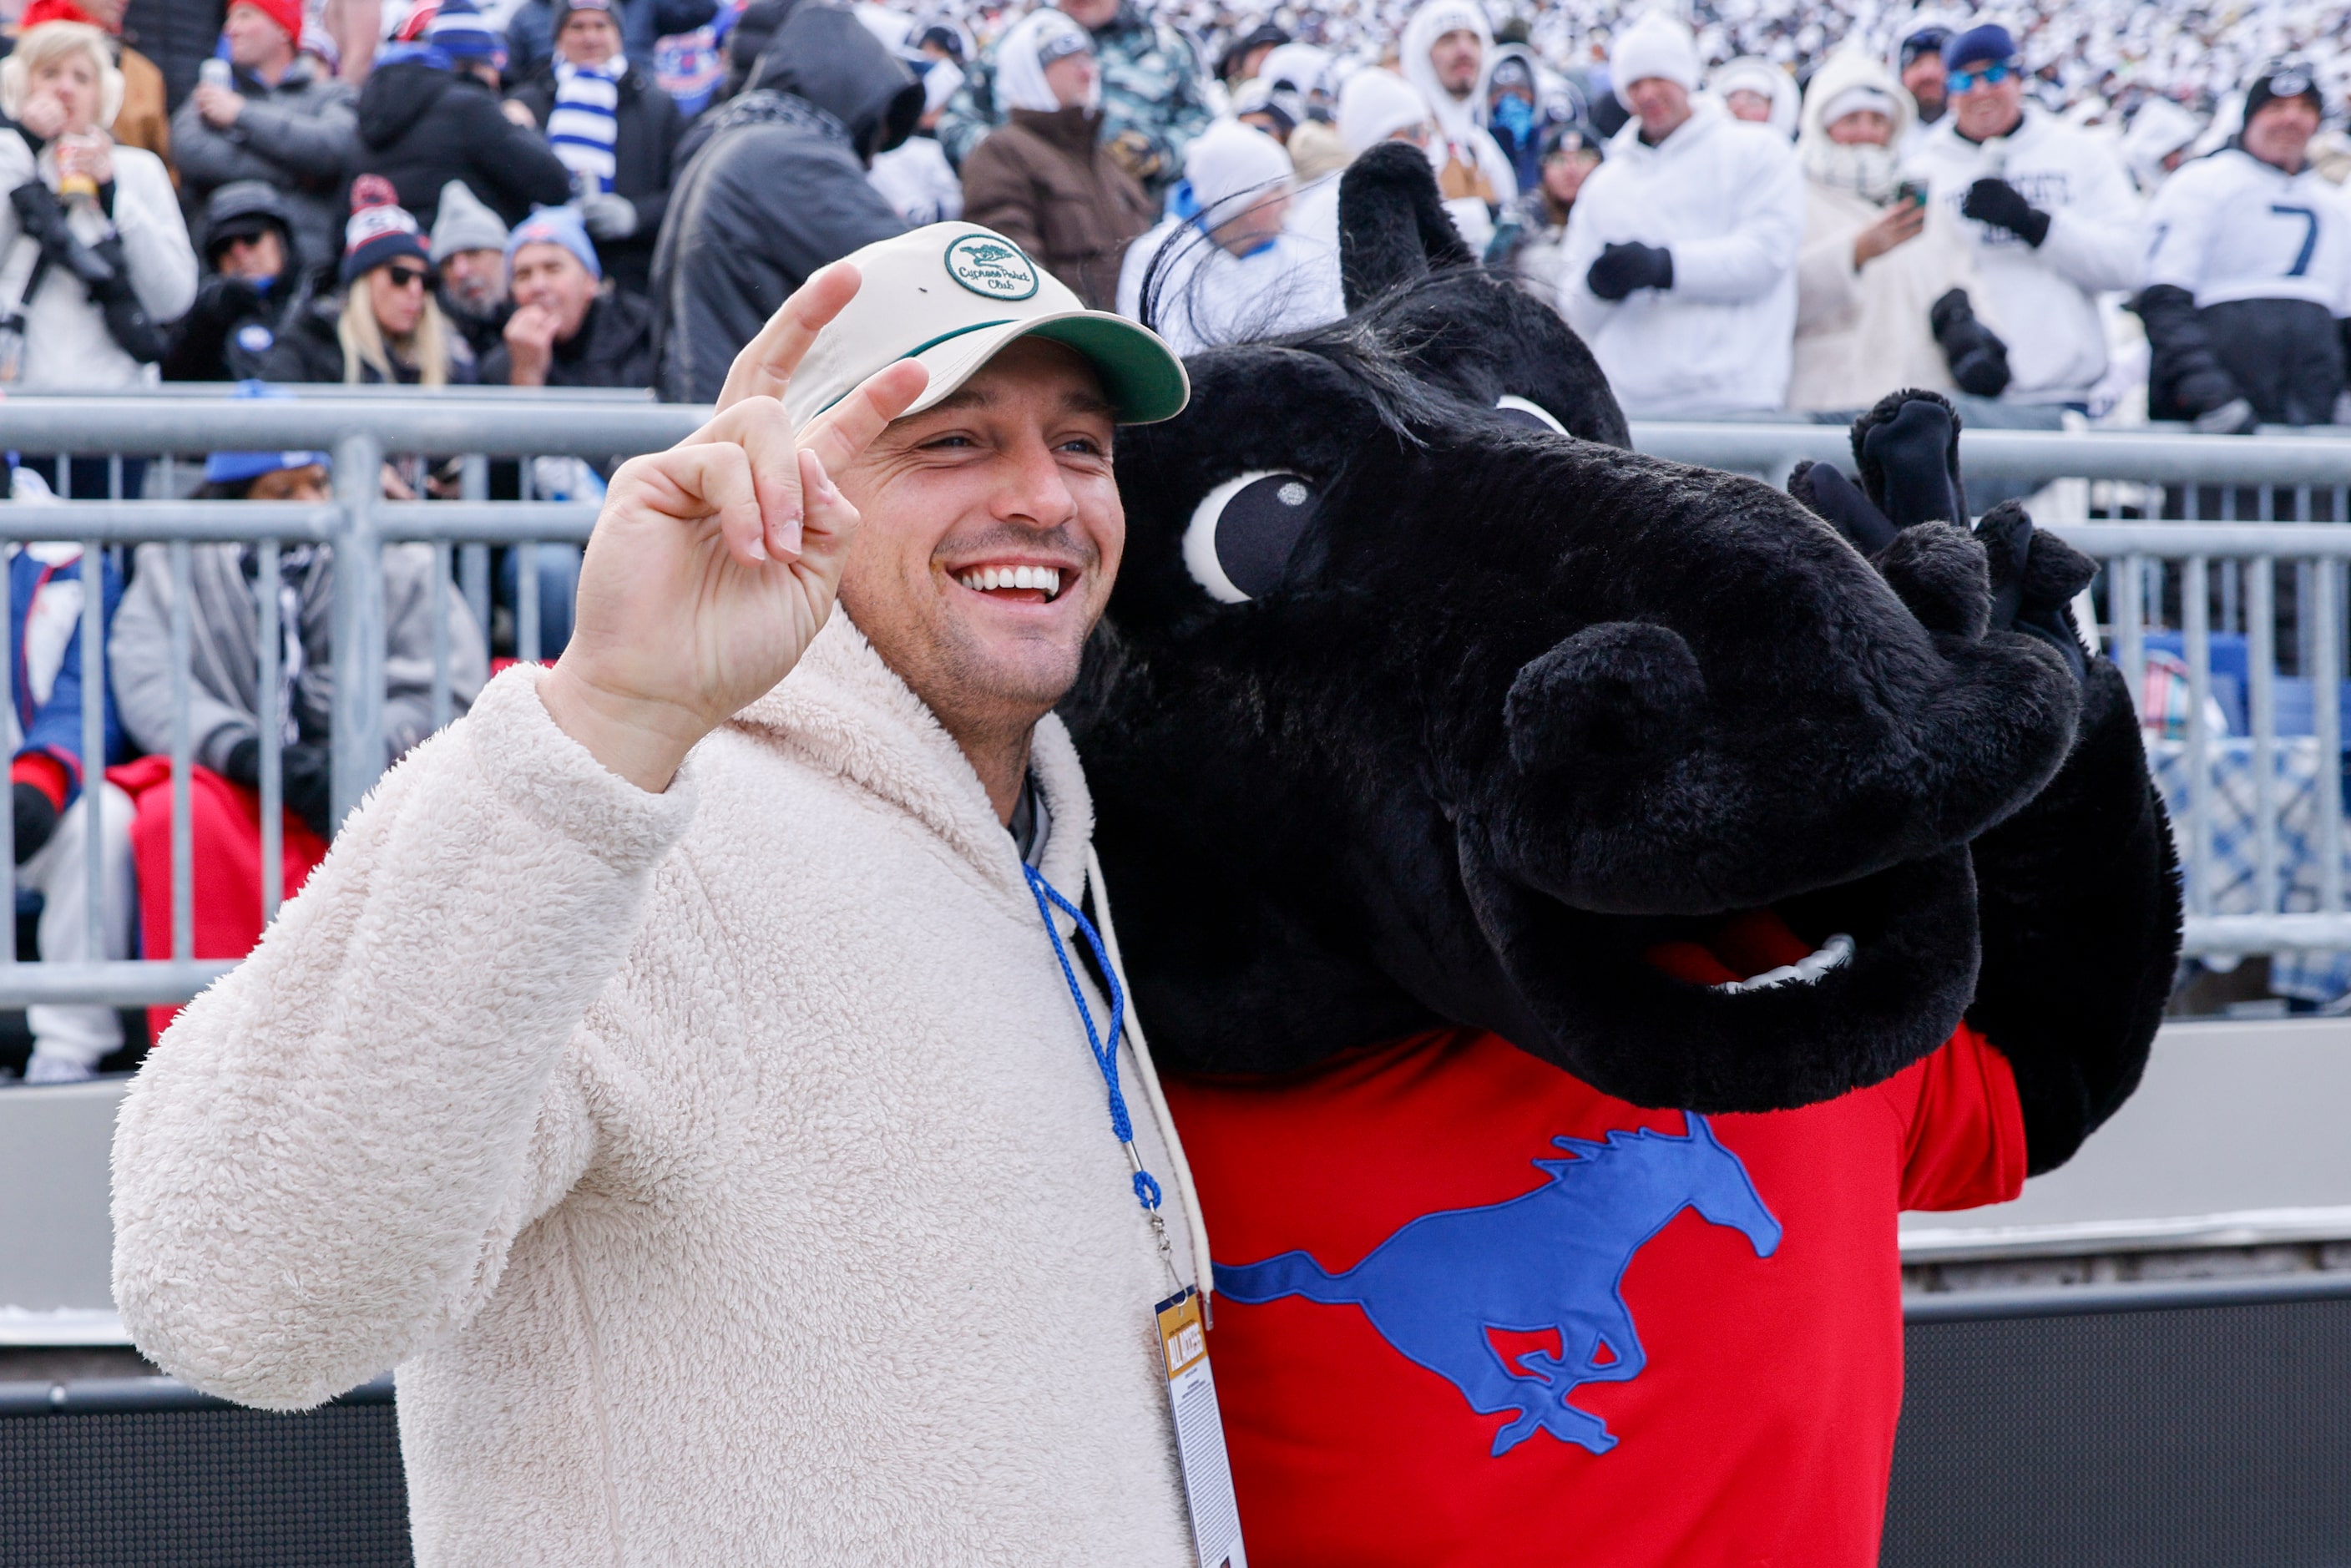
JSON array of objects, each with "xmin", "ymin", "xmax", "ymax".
[{"xmin": 1069, "ymin": 143, "xmax": 2180, "ymax": 1565}]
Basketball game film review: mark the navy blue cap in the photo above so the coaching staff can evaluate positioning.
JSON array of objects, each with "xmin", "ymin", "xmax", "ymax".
[{"xmin": 1942, "ymin": 23, "xmax": 2016, "ymax": 71}]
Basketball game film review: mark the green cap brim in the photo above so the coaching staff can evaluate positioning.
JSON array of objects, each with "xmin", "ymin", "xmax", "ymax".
[{"xmin": 898, "ymin": 309, "xmax": 1191, "ymax": 426}]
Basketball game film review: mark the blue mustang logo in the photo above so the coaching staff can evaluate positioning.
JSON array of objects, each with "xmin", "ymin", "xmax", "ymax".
[{"xmin": 1216, "ymin": 1115, "xmax": 1781, "ymax": 1456}]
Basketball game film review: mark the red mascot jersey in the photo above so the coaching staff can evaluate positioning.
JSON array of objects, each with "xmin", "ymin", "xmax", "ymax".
[{"xmin": 1163, "ymin": 1021, "xmax": 2024, "ymax": 1568}]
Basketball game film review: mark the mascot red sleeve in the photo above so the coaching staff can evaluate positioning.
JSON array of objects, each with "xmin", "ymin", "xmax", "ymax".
[{"xmin": 1067, "ymin": 144, "xmax": 2180, "ymax": 1567}]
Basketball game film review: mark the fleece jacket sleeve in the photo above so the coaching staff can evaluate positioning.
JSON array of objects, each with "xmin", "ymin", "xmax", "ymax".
[{"xmin": 111, "ymin": 665, "xmax": 697, "ymax": 1411}]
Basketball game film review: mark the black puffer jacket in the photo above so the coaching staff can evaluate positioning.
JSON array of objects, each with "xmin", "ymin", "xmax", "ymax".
[
  {"xmin": 163, "ymin": 271, "xmax": 317, "ymax": 382},
  {"xmin": 258, "ymin": 296, "xmax": 481, "ymax": 386},
  {"xmin": 479, "ymin": 288, "xmax": 656, "ymax": 388},
  {"xmin": 2135, "ymin": 285, "xmax": 2347, "ymax": 427},
  {"xmin": 650, "ymin": 3, "xmax": 918, "ymax": 402},
  {"xmin": 351, "ymin": 61, "xmax": 573, "ymax": 230},
  {"xmin": 505, "ymin": 63, "xmax": 684, "ymax": 296}
]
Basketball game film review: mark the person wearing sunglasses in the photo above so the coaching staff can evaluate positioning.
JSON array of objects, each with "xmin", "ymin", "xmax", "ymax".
[
  {"xmin": 1906, "ymin": 22, "xmax": 2141, "ymax": 409},
  {"xmin": 262, "ymin": 174, "xmax": 476, "ymax": 389}
]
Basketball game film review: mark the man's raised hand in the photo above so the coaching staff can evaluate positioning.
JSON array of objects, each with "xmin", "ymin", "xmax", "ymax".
[{"xmin": 539, "ymin": 269, "xmax": 927, "ymax": 792}]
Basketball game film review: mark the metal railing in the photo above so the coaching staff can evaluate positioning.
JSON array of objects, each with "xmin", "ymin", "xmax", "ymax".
[{"xmin": 0, "ymin": 402, "xmax": 2345, "ymax": 1013}]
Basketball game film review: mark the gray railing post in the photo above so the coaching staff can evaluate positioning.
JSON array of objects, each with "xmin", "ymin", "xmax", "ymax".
[{"xmin": 331, "ymin": 432, "xmax": 387, "ymax": 829}]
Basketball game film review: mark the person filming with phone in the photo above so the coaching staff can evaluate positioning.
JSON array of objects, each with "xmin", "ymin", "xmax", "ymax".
[{"xmin": 1787, "ymin": 48, "xmax": 2010, "ymax": 412}]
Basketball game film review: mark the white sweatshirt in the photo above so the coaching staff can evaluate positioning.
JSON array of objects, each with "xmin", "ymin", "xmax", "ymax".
[
  {"xmin": 2143, "ymin": 146, "xmax": 2351, "ymax": 311},
  {"xmin": 1905, "ymin": 106, "xmax": 2144, "ymax": 405},
  {"xmin": 112, "ymin": 619, "xmax": 1207, "ymax": 1567},
  {"xmin": 0, "ymin": 138, "xmax": 195, "ymax": 391},
  {"xmin": 1557, "ymin": 99, "xmax": 1807, "ymax": 417}
]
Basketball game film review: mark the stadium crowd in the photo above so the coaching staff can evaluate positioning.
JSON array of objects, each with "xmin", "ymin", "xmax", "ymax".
[{"xmin": 0, "ymin": 0, "xmax": 2345, "ymax": 1077}]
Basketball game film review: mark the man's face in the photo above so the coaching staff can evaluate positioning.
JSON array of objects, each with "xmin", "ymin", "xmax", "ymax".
[
  {"xmin": 1901, "ymin": 54, "xmax": 1946, "ymax": 119},
  {"xmin": 1624, "ymin": 75, "xmax": 1691, "ymax": 140},
  {"xmin": 836, "ymin": 337, "xmax": 1123, "ymax": 746},
  {"xmin": 1828, "ymin": 109, "xmax": 1893, "ymax": 147},
  {"xmin": 249, "ymin": 463, "xmax": 331, "ymax": 503},
  {"xmin": 557, "ymin": 8, "xmax": 621, "ymax": 67},
  {"xmin": 509, "ymin": 242, "xmax": 598, "ymax": 339},
  {"xmin": 225, "ymin": 3, "xmax": 295, "ymax": 68},
  {"xmin": 1724, "ymin": 87, "xmax": 1773, "ymax": 123},
  {"xmin": 440, "ymin": 248, "xmax": 508, "ymax": 311},
  {"xmin": 1950, "ymin": 60, "xmax": 2023, "ymax": 141},
  {"xmin": 1209, "ymin": 187, "xmax": 1290, "ymax": 256},
  {"xmin": 1043, "ymin": 49, "xmax": 1097, "ymax": 109},
  {"xmin": 1430, "ymin": 28, "xmax": 1481, "ymax": 96},
  {"xmin": 215, "ymin": 226, "xmax": 286, "ymax": 281},
  {"xmin": 2245, "ymin": 94, "xmax": 2321, "ymax": 174},
  {"xmin": 1056, "ymin": 0, "xmax": 1117, "ymax": 31}
]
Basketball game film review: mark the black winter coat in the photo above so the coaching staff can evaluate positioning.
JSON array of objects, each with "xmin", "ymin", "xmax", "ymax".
[
  {"xmin": 162, "ymin": 271, "xmax": 315, "ymax": 383},
  {"xmin": 479, "ymin": 288, "xmax": 655, "ymax": 389},
  {"xmin": 258, "ymin": 297, "xmax": 480, "ymax": 386},
  {"xmin": 505, "ymin": 63, "xmax": 684, "ymax": 296},
  {"xmin": 123, "ymin": 0, "xmax": 226, "ymax": 111},
  {"xmin": 351, "ymin": 63, "xmax": 573, "ymax": 230},
  {"xmin": 650, "ymin": 4, "xmax": 917, "ymax": 402}
]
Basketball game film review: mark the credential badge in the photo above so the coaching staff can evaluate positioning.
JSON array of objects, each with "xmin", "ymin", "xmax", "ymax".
[{"xmin": 943, "ymin": 234, "xmax": 1040, "ymax": 301}]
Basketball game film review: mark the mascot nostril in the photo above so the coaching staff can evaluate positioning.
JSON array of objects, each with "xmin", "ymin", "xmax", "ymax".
[
  {"xmin": 1872, "ymin": 524, "xmax": 1991, "ymax": 640},
  {"xmin": 1507, "ymin": 624, "xmax": 1705, "ymax": 773}
]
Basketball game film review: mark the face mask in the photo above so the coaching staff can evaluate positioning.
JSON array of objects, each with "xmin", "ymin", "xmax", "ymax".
[
  {"xmin": 1802, "ymin": 138, "xmax": 1902, "ymax": 202},
  {"xmin": 1494, "ymin": 94, "xmax": 1535, "ymax": 138}
]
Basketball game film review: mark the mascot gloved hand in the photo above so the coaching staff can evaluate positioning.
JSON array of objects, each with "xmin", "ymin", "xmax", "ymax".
[{"xmin": 1789, "ymin": 389, "xmax": 2182, "ymax": 1171}]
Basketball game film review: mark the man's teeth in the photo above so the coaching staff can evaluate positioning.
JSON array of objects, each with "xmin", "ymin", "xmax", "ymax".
[
  {"xmin": 957, "ymin": 565, "xmax": 1062, "ymax": 597},
  {"xmin": 1711, "ymin": 933, "xmax": 1856, "ymax": 994}
]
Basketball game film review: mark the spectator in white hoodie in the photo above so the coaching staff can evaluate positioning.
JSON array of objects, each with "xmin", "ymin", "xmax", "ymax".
[
  {"xmin": 1789, "ymin": 48, "xmax": 2010, "ymax": 412},
  {"xmin": 1711, "ymin": 56, "xmax": 1798, "ymax": 140},
  {"xmin": 1904, "ymin": 23, "xmax": 2142, "ymax": 408},
  {"xmin": 1557, "ymin": 11, "xmax": 1806, "ymax": 417},
  {"xmin": 1398, "ymin": 0, "xmax": 1516, "ymax": 251}
]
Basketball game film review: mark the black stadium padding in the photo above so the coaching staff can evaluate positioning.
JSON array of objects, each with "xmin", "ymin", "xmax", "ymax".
[{"xmin": 6, "ymin": 1282, "xmax": 2350, "ymax": 1566}]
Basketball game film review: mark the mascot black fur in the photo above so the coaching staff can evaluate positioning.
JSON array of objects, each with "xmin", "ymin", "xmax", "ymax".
[{"xmin": 1069, "ymin": 144, "xmax": 2180, "ymax": 1564}]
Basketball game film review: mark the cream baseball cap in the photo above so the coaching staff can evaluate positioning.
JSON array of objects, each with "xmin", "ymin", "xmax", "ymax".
[{"xmin": 781, "ymin": 224, "xmax": 1191, "ymax": 430}]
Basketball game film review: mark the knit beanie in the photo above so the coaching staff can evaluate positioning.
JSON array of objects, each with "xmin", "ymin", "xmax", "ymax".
[
  {"xmin": 429, "ymin": 179, "xmax": 509, "ymax": 263},
  {"xmin": 1940, "ymin": 24, "xmax": 2016, "ymax": 72},
  {"xmin": 505, "ymin": 205, "xmax": 601, "ymax": 281},
  {"xmin": 1338, "ymin": 68, "xmax": 1431, "ymax": 152},
  {"xmin": 2244, "ymin": 59, "xmax": 2323, "ymax": 125},
  {"xmin": 1185, "ymin": 119, "xmax": 1292, "ymax": 226},
  {"xmin": 236, "ymin": 0, "xmax": 305, "ymax": 43},
  {"xmin": 17, "ymin": 0, "xmax": 111, "ymax": 33},
  {"xmin": 341, "ymin": 175, "xmax": 431, "ymax": 285},
  {"xmin": 1610, "ymin": 12, "xmax": 1701, "ymax": 107},
  {"xmin": 427, "ymin": 0, "xmax": 506, "ymax": 65}
]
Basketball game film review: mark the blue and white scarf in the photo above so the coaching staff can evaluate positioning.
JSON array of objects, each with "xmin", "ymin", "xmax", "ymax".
[{"xmin": 547, "ymin": 58, "xmax": 624, "ymax": 193}]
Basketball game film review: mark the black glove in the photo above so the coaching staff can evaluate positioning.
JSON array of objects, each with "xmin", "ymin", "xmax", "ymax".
[
  {"xmin": 282, "ymin": 740, "xmax": 334, "ymax": 842},
  {"xmin": 85, "ymin": 234, "xmax": 164, "ymax": 363},
  {"xmin": 1960, "ymin": 177, "xmax": 2050, "ymax": 246},
  {"xmin": 223, "ymin": 735, "xmax": 261, "ymax": 787},
  {"xmin": 1585, "ymin": 240, "xmax": 1673, "ymax": 301},
  {"xmin": 8, "ymin": 179, "xmax": 64, "ymax": 246},
  {"xmin": 1928, "ymin": 287, "xmax": 2012, "ymax": 397},
  {"xmin": 13, "ymin": 781, "xmax": 58, "ymax": 865}
]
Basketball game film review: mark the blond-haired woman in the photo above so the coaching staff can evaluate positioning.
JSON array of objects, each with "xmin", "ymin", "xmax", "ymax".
[
  {"xmin": 261, "ymin": 175, "xmax": 474, "ymax": 388},
  {"xmin": 0, "ymin": 19, "xmax": 195, "ymax": 493}
]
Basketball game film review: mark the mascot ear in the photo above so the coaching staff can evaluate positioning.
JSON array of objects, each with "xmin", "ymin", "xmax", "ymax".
[{"xmin": 1338, "ymin": 141, "xmax": 1476, "ymax": 311}]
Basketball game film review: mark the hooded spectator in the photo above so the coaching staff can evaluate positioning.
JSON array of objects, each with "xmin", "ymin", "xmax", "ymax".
[
  {"xmin": 1894, "ymin": 18, "xmax": 1954, "ymax": 155},
  {"xmin": 1120, "ymin": 118, "xmax": 1342, "ymax": 353},
  {"xmin": 503, "ymin": 0, "xmax": 683, "ymax": 298},
  {"xmin": 1492, "ymin": 116, "xmax": 1603, "ymax": 294},
  {"xmin": 1907, "ymin": 22, "xmax": 2143, "ymax": 407},
  {"xmin": 2136, "ymin": 61, "xmax": 2350, "ymax": 431},
  {"xmin": 1398, "ymin": 0, "xmax": 1517, "ymax": 249},
  {"xmin": 161, "ymin": 180, "xmax": 312, "ymax": 381},
  {"xmin": 1556, "ymin": 10, "xmax": 1806, "ymax": 417},
  {"xmin": 1710, "ymin": 55, "xmax": 1799, "ymax": 139},
  {"xmin": 1484, "ymin": 44, "xmax": 1555, "ymax": 191},
  {"xmin": 936, "ymin": 0, "xmax": 1214, "ymax": 195},
  {"xmin": 2121, "ymin": 97, "xmax": 2203, "ymax": 194},
  {"xmin": 1788, "ymin": 48, "xmax": 2009, "ymax": 412},
  {"xmin": 119, "ymin": 0, "xmax": 226, "ymax": 111},
  {"xmin": 0, "ymin": 20, "xmax": 195, "ymax": 421},
  {"xmin": 480, "ymin": 205, "xmax": 651, "ymax": 389},
  {"xmin": 263, "ymin": 176, "xmax": 475, "ymax": 385},
  {"xmin": 5, "ymin": 524, "xmax": 129, "ymax": 1085},
  {"xmin": 1218, "ymin": 21, "xmax": 1287, "ymax": 86},
  {"xmin": 1256, "ymin": 41, "xmax": 1347, "ymax": 180},
  {"xmin": 430, "ymin": 176, "xmax": 511, "ymax": 357},
  {"xmin": 867, "ymin": 57, "xmax": 967, "ymax": 228},
  {"xmin": 9, "ymin": 0, "xmax": 168, "ymax": 165},
  {"xmin": 503, "ymin": 0, "xmax": 718, "ymax": 83},
  {"xmin": 349, "ymin": 0, "xmax": 573, "ymax": 230},
  {"xmin": 650, "ymin": 1, "xmax": 915, "ymax": 403},
  {"xmin": 171, "ymin": 0, "xmax": 358, "ymax": 286},
  {"xmin": 959, "ymin": 7, "xmax": 1155, "ymax": 311}
]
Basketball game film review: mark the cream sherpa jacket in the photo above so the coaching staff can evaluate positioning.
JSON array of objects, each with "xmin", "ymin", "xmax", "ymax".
[{"xmin": 110, "ymin": 615, "xmax": 1211, "ymax": 1566}]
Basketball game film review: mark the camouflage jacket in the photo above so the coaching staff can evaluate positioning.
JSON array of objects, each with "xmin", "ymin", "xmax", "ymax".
[{"xmin": 936, "ymin": 3, "xmax": 1212, "ymax": 195}]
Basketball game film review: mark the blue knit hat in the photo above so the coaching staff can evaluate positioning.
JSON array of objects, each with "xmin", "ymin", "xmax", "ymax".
[
  {"xmin": 428, "ymin": 0, "xmax": 507, "ymax": 65},
  {"xmin": 506, "ymin": 206, "xmax": 601, "ymax": 282},
  {"xmin": 1942, "ymin": 23, "xmax": 2016, "ymax": 71}
]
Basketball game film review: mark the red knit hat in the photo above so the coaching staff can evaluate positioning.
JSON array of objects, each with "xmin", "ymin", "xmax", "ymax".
[
  {"xmin": 230, "ymin": 0, "xmax": 307, "ymax": 44},
  {"xmin": 16, "ymin": 0, "xmax": 114, "ymax": 35}
]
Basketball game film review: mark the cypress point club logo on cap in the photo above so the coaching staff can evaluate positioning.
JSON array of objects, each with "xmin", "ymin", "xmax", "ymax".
[
  {"xmin": 943, "ymin": 234, "xmax": 1041, "ymax": 300},
  {"xmin": 780, "ymin": 223, "xmax": 1188, "ymax": 432}
]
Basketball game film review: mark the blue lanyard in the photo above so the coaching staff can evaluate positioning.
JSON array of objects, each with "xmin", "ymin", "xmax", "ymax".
[{"xmin": 1024, "ymin": 864, "xmax": 1165, "ymax": 1216}]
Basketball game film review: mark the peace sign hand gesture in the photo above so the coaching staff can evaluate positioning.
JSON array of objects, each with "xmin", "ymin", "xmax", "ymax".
[{"xmin": 539, "ymin": 266, "xmax": 928, "ymax": 792}]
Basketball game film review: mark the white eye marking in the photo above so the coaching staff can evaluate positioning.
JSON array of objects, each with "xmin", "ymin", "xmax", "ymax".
[
  {"xmin": 1495, "ymin": 394, "xmax": 1569, "ymax": 435},
  {"xmin": 1183, "ymin": 468, "xmax": 1319, "ymax": 604}
]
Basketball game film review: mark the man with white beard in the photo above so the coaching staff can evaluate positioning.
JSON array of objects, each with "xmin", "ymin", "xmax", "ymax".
[{"xmin": 1398, "ymin": 0, "xmax": 1516, "ymax": 250}]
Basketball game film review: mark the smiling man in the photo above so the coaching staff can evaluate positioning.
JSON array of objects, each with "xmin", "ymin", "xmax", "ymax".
[{"xmin": 110, "ymin": 225, "xmax": 1212, "ymax": 1565}]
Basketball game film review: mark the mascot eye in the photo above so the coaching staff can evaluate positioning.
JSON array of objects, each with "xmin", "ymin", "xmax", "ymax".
[
  {"xmin": 1183, "ymin": 470, "xmax": 1320, "ymax": 604},
  {"xmin": 1494, "ymin": 394, "xmax": 1569, "ymax": 436}
]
